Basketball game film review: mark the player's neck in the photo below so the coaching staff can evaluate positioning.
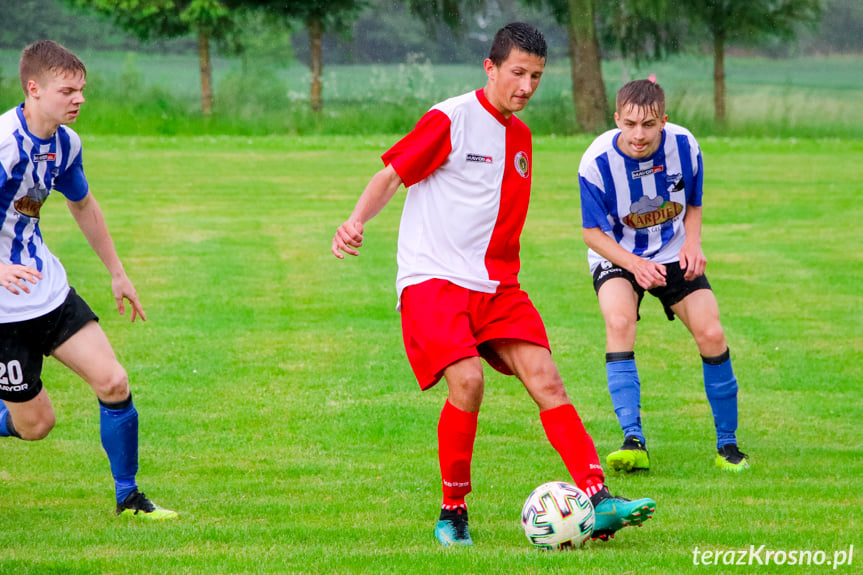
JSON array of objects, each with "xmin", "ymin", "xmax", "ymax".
[
  {"xmin": 482, "ymin": 86, "xmax": 513, "ymax": 119},
  {"xmin": 22, "ymin": 103, "xmax": 59, "ymax": 140}
]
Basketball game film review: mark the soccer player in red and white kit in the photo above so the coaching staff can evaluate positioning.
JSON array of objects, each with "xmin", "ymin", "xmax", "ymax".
[{"xmin": 333, "ymin": 23, "xmax": 655, "ymax": 546}]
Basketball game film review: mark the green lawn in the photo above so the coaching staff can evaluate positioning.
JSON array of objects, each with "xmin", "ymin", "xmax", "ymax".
[{"xmin": 0, "ymin": 135, "xmax": 860, "ymax": 574}]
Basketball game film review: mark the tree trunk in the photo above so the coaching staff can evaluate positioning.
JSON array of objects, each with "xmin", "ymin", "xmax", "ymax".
[
  {"xmin": 567, "ymin": 0, "xmax": 609, "ymax": 132},
  {"xmin": 198, "ymin": 27, "xmax": 213, "ymax": 116},
  {"xmin": 713, "ymin": 29, "xmax": 726, "ymax": 126},
  {"xmin": 308, "ymin": 17, "xmax": 323, "ymax": 113}
]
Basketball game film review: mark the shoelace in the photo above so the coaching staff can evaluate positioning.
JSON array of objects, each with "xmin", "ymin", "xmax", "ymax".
[
  {"xmin": 125, "ymin": 491, "xmax": 156, "ymax": 512},
  {"xmin": 723, "ymin": 445, "xmax": 747, "ymax": 462},
  {"xmin": 453, "ymin": 513, "xmax": 469, "ymax": 539},
  {"xmin": 441, "ymin": 508, "xmax": 469, "ymax": 537},
  {"xmin": 622, "ymin": 437, "xmax": 646, "ymax": 450}
]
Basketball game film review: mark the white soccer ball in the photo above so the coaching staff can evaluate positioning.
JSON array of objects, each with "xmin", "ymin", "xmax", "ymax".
[{"xmin": 521, "ymin": 481, "xmax": 595, "ymax": 550}]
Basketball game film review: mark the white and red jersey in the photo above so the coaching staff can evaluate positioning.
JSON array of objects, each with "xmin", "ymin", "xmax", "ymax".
[
  {"xmin": 382, "ymin": 89, "xmax": 533, "ymax": 302},
  {"xmin": 0, "ymin": 104, "xmax": 89, "ymax": 323}
]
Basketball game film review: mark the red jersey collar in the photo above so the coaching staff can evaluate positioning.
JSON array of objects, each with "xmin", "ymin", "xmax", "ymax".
[{"xmin": 475, "ymin": 88, "xmax": 511, "ymax": 126}]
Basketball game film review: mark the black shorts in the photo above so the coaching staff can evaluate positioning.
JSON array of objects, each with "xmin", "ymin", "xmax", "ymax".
[
  {"xmin": 592, "ymin": 261, "xmax": 711, "ymax": 321},
  {"xmin": 0, "ymin": 287, "xmax": 98, "ymax": 403}
]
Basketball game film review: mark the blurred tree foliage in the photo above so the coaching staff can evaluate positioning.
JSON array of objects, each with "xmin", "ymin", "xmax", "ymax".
[
  {"xmin": 679, "ymin": 0, "xmax": 822, "ymax": 125},
  {"xmin": 291, "ymin": 0, "xmax": 569, "ymax": 64},
  {"xmin": 62, "ymin": 0, "xmax": 235, "ymax": 115},
  {"xmin": 791, "ymin": 0, "xmax": 863, "ymax": 54},
  {"xmin": 223, "ymin": 0, "xmax": 366, "ymax": 111},
  {"xmin": 0, "ymin": 0, "xmax": 194, "ymax": 52},
  {"xmin": 2, "ymin": 0, "xmax": 860, "ymax": 61}
]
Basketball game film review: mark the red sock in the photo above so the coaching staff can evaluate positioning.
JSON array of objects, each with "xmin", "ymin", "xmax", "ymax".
[
  {"xmin": 438, "ymin": 399, "xmax": 478, "ymax": 508},
  {"xmin": 540, "ymin": 403, "xmax": 605, "ymax": 496}
]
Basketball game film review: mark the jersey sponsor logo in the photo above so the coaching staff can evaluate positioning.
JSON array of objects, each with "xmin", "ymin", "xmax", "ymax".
[
  {"xmin": 623, "ymin": 195, "xmax": 683, "ymax": 229},
  {"xmin": 514, "ymin": 151, "xmax": 529, "ymax": 178},
  {"xmin": 0, "ymin": 383, "xmax": 28, "ymax": 393},
  {"xmin": 596, "ymin": 269, "xmax": 614, "ymax": 282},
  {"xmin": 596, "ymin": 262, "xmax": 625, "ymax": 282},
  {"xmin": 14, "ymin": 184, "xmax": 49, "ymax": 218},
  {"xmin": 466, "ymin": 153, "xmax": 493, "ymax": 164},
  {"xmin": 33, "ymin": 153, "xmax": 56, "ymax": 162},
  {"xmin": 631, "ymin": 165, "xmax": 664, "ymax": 179}
]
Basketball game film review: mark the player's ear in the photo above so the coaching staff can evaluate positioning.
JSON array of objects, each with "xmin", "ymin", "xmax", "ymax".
[
  {"xmin": 26, "ymin": 79, "xmax": 40, "ymax": 99},
  {"xmin": 484, "ymin": 58, "xmax": 497, "ymax": 80}
]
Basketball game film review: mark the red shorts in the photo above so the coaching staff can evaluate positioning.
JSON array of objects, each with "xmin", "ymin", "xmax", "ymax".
[{"xmin": 399, "ymin": 279, "xmax": 551, "ymax": 390}]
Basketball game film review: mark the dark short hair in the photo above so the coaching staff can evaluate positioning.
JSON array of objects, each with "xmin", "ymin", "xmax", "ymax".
[
  {"xmin": 20, "ymin": 40, "xmax": 86, "ymax": 94},
  {"xmin": 616, "ymin": 79, "xmax": 666, "ymax": 118},
  {"xmin": 488, "ymin": 22, "xmax": 547, "ymax": 66}
]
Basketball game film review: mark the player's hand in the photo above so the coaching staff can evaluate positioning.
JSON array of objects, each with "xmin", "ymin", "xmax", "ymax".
[
  {"xmin": 0, "ymin": 263, "xmax": 42, "ymax": 295},
  {"xmin": 679, "ymin": 242, "xmax": 706, "ymax": 281},
  {"xmin": 332, "ymin": 220, "xmax": 365, "ymax": 259},
  {"xmin": 631, "ymin": 259, "xmax": 667, "ymax": 290},
  {"xmin": 111, "ymin": 274, "xmax": 146, "ymax": 322}
]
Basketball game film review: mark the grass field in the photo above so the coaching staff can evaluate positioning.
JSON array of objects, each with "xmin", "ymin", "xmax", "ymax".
[{"xmin": 0, "ymin": 134, "xmax": 861, "ymax": 574}]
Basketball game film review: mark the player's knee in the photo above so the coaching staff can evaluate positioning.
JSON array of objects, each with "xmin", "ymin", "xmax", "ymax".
[
  {"xmin": 444, "ymin": 363, "xmax": 485, "ymax": 411},
  {"xmin": 93, "ymin": 365, "xmax": 130, "ymax": 403},
  {"xmin": 542, "ymin": 379, "xmax": 570, "ymax": 404},
  {"xmin": 454, "ymin": 371, "xmax": 485, "ymax": 400},
  {"xmin": 604, "ymin": 312, "xmax": 636, "ymax": 339},
  {"xmin": 19, "ymin": 412, "xmax": 56, "ymax": 441},
  {"xmin": 524, "ymin": 363, "xmax": 569, "ymax": 403},
  {"xmin": 535, "ymin": 363, "xmax": 564, "ymax": 389},
  {"xmin": 696, "ymin": 325, "xmax": 726, "ymax": 354}
]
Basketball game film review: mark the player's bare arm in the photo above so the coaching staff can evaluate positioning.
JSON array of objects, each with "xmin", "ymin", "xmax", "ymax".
[
  {"xmin": 332, "ymin": 164, "xmax": 403, "ymax": 259},
  {"xmin": 0, "ymin": 262, "xmax": 42, "ymax": 295},
  {"xmin": 582, "ymin": 226, "xmax": 667, "ymax": 290},
  {"xmin": 679, "ymin": 205, "xmax": 706, "ymax": 280},
  {"xmin": 66, "ymin": 193, "xmax": 146, "ymax": 322}
]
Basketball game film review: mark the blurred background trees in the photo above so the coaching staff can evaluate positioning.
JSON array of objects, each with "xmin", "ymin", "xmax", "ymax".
[{"xmin": 0, "ymin": 0, "xmax": 860, "ymax": 129}]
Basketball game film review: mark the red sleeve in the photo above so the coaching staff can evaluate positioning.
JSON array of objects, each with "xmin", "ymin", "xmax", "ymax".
[{"xmin": 381, "ymin": 109, "xmax": 452, "ymax": 187}]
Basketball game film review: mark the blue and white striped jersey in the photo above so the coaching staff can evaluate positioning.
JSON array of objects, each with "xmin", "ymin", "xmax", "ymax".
[
  {"xmin": 579, "ymin": 122, "xmax": 703, "ymax": 273},
  {"xmin": 0, "ymin": 104, "xmax": 89, "ymax": 323}
]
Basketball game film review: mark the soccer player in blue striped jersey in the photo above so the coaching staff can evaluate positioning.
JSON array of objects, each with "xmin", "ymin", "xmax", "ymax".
[
  {"xmin": 0, "ymin": 40, "xmax": 177, "ymax": 518},
  {"xmin": 579, "ymin": 79, "xmax": 749, "ymax": 473}
]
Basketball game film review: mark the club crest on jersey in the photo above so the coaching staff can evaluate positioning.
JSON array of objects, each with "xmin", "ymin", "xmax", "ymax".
[
  {"xmin": 666, "ymin": 172, "xmax": 684, "ymax": 192},
  {"xmin": 623, "ymin": 194, "xmax": 683, "ymax": 229},
  {"xmin": 514, "ymin": 151, "xmax": 529, "ymax": 178},
  {"xmin": 631, "ymin": 165, "xmax": 664, "ymax": 179},
  {"xmin": 14, "ymin": 184, "xmax": 49, "ymax": 219},
  {"xmin": 466, "ymin": 153, "xmax": 493, "ymax": 164},
  {"xmin": 33, "ymin": 153, "xmax": 56, "ymax": 163}
]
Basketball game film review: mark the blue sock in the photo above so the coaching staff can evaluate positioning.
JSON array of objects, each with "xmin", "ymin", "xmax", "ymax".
[
  {"xmin": 703, "ymin": 349, "xmax": 738, "ymax": 449},
  {"xmin": 100, "ymin": 395, "xmax": 139, "ymax": 503},
  {"xmin": 0, "ymin": 402, "xmax": 16, "ymax": 437},
  {"xmin": 606, "ymin": 352, "xmax": 644, "ymax": 443}
]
